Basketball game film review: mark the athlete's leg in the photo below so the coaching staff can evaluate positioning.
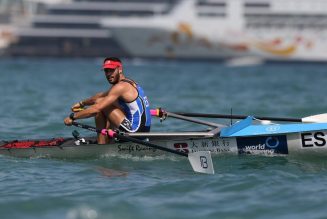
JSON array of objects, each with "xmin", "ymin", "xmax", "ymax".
[
  {"xmin": 95, "ymin": 102, "xmax": 126, "ymax": 144},
  {"xmin": 95, "ymin": 111, "xmax": 109, "ymax": 144}
]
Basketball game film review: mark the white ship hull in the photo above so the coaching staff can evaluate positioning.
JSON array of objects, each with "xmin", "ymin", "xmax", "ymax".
[
  {"xmin": 109, "ymin": 27, "xmax": 242, "ymax": 59},
  {"xmin": 101, "ymin": 0, "xmax": 327, "ymax": 62}
]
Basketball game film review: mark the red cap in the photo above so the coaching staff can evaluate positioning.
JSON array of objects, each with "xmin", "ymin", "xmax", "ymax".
[{"xmin": 103, "ymin": 60, "xmax": 122, "ymax": 69}]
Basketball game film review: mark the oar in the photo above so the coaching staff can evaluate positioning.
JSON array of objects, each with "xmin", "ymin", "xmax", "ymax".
[
  {"xmin": 71, "ymin": 121, "xmax": 214, "ymax": 174},
  {"xmin": 152, "ymin": 109, "xmax": 327, "ymax": 123},
  {"xmin": 150, "ymin": 109, "xmax": 225, "ymax": 128}
]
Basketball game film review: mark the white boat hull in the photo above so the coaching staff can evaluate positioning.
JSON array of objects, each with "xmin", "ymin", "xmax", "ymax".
[{"xmin": 2, "ymin": 131, "xmax": 327, "ymax": 159}]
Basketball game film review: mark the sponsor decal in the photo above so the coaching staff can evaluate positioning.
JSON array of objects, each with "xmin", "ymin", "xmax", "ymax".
[
  {"xmin": 174, "ymin": 143, "xmax": 189, "ymax": 153},
  {"xmin": 265, "ymin": 125, "xmax": 281, "ymax": 132},
  {"xmin": 301, "ymin": 132, "xmax": 327, "ymax": 148},
  {"xmin": 237, "ymin": 135, "xmax": 288, "ymax": 154},
  {"xmin": 118, "ymin": 144, "xmax": 157, "ymax": 153},
  {"xmin": 188, "ymin": 139, "xmax": 232, "ymax": 153}
]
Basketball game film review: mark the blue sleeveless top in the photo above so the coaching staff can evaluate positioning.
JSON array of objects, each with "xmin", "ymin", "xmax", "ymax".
[{"xmin": 118, "ymin": 79, "xmax": 151, "ymax": 132}]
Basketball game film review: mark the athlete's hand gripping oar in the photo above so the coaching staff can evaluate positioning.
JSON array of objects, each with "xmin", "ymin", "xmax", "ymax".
[
  {"xmin": 152, "ymin": 108, "xmax": 327, "ymax": 123},
  {"xmin": 72, "ymin": 121, "xmax": 214, "ymax": 175},
  {"xmin": 71, "ymin": 101, "xmax": 86, "ymax": 112}
]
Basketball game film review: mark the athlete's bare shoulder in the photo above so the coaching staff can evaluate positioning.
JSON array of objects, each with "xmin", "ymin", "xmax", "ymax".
[{"xmin": 108, "ymin": 80, "xmax": 129, "ymax": 95}]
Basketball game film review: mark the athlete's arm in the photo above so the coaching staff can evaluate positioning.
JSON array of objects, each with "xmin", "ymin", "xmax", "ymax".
[
  {"xmin": 71, "ymin": 91, "xmax": 109, "ymax": 112},
  {"xmin": 68, "ymin": 84, "xmax": 125, "ymax": 121},
  {"xmin": 81, "ymin": 91, "xmax": 110, "ymax": 105}
]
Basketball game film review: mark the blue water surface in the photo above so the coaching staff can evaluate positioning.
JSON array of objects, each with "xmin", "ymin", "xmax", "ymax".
[{"xmin": 1, "ymin": 58, "xmax": 327, "ymax": 219}]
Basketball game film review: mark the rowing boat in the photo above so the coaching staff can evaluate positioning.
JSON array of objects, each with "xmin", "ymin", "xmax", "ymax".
[
  {"xmin": 2, "ymin": 111, "xmax": 327, "ymax": 159},
  {"xmin": 2, "ymin": 109, "xmax": 327, "ymax": 174}
]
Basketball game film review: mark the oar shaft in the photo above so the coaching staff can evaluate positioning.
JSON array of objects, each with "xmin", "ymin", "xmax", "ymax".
[
  {"xmin": 173, "ymin": 112, "xmax": 302, "ymax": 122},
  {"xmin": 150, "ymin": 109, "xmax": 225, "ymax": 127},
  {"xmin": 72, "ymin": 122, "xmax": 187, "ymax": 157},
  {"xmin": 72, "ymin": 122, "xmax": 101, "ymax": 133},
  {"xmin": 166, "ymin": 112, "xmax": 225, "ymax": 128}
]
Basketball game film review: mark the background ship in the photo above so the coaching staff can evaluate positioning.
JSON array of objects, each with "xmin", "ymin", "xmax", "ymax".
[
  {"xmin": 0, "ymin": 0, "xmax": 176, "ymax": 57},
  {"xmin": 101, "ymin": 0, "xmax": 327, "ymax": 62},
  {"xmin": 1, "ymin": 0, "xmax": 327, "ymax": 62}
]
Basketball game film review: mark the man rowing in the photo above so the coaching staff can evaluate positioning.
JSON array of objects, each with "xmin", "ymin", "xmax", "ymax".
[{"xmin": 64, "ymin": 57, "xmax": 151, "ymax": 144}]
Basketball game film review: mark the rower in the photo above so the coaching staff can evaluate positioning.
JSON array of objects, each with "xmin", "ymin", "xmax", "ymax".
[{"xmin": 64, "ymin": 57, "xmax": 151, "ymax": 144}]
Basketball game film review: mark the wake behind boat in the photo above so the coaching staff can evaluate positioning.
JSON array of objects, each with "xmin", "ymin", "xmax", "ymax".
[{"xmin": 2, "ymin": 109, "xmax": 327, "ymax": 160}]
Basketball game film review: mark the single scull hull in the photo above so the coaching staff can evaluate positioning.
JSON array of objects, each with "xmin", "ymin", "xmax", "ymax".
[{"xmin": 1, "ymin": 130, "xmax": 327, "ymax": 158}]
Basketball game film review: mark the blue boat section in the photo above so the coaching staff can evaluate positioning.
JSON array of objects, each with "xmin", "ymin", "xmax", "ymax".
[
  {"xmin": 220, "ymin": 116, "xmax": 327, "ymax": 137},
  {"xmin": 220, "ymin": 116, "xmax": 254, "ymax": 137}
]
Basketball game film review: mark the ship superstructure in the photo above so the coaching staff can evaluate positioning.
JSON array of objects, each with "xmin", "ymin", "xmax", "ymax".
[
  {"xmin": 2, "ymin": 0, "xmax": 327, "ymax": 62},
  {"xmin": 4, "ymin": 0, "xmax": 178, "ymax": 57},
  {"xmin": 100, "ymin": 0, "xmax": 327, "ymax": 62}
]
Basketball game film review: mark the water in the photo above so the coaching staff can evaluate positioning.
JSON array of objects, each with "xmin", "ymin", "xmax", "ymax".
[{"xmin": 1, "ymin": 58, "xmax": 327, "ymax": 219}]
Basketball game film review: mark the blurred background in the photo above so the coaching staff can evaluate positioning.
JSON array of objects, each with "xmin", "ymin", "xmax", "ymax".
[
  {"xmin": 2, "ymin": 2, "xmax": 327, "ymax": 219},
  {"xmin": 1, "ymin": 0, "xmax": 327, "ymax": 133},
  {"xmin": 0, "ymin": 0, "xmax": 327, "ymax": 62}
]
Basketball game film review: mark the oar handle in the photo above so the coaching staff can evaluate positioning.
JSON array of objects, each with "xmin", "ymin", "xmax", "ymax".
[{"xmin": 150, "ymin": 108, "xmax": 166, "ymax": 117}]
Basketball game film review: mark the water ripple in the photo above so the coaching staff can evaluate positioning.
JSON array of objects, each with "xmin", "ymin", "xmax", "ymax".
[{"xmin": 1, "ymin": 59, "xmax": 327, "ymax": 219}]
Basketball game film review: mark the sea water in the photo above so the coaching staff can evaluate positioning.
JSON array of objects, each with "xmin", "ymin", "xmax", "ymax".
[{"xmin": 1, "ymin": 58, "xmax": 327, "ymax": 219}]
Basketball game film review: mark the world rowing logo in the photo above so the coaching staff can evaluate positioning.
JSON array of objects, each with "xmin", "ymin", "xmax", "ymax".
[
  {"xmin": 265, "ymin": 137, "xmax": 279, "ymax": 149},
  {"xmin": 174, "ymin": 143, "xmax": 189, "ymax": 153},
  {"xmin": 236, "ymin": 135, "xmax": 288, "ymax": 154}
]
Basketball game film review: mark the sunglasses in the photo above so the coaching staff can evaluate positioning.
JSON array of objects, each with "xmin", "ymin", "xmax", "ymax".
[{"xmin": 104, "ymin": 68, "xmax": 116, "ymax": 75}]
